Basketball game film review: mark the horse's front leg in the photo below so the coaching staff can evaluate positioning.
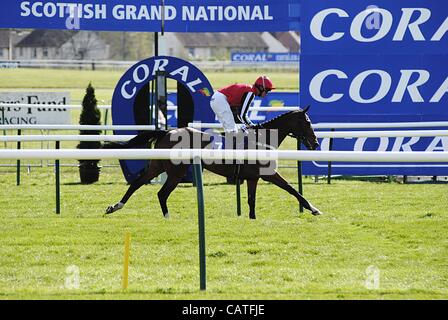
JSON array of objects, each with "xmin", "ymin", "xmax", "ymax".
[
  {"xmin": 157, "ymin": 163, "xmax": 188, "ymax": 218},
  {"xmin": 260, "ymin": 171, "xmax": 323, "ymax": 216},
  {"xmin": 247, "ymin": 179, "xmax": 259, "ymax": 219}
]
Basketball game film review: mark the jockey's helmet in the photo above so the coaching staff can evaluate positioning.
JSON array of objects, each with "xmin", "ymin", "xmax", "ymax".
[{"xmin": 254, "ymin": 76, "xmax": 275, "ymax": 92}]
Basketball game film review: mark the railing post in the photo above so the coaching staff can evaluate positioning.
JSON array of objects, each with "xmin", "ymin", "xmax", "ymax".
[
  {"xmin": 16, "ymin": 129, "xmax": 21, "ymax": 186},
  {"xmin": 327, "ymin": 129, "xmax": 335, "ymax": 184},
  {"xmin": 1, "ymin": 107, "xmax": 6, "ymax": 149},
  {"xmin": 1, "ymin": 106, "xmax": 4, "ymax": 125},
  {"xmin": 234, "ymin": 135, "xmax": 242, "ymax": 216},
  {"xmin": 104, "ymin": 108, "xmax": 109, "ymax": 127},
  {"xmin": 193, "ymin": 156, "xmax": 206, "ymax": 291},
  {"xmin": 55, "ymin": 141, "xmax": 60, "ymax": 214},
  {"xmin": 297, "ymin": 139, "xmax": 303, "ymax": 213}
]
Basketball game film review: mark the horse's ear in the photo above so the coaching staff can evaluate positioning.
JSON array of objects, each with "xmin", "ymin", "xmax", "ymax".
[{"xmin": 302, "ymin": 105, "xmax": 310, "ymax": 113}]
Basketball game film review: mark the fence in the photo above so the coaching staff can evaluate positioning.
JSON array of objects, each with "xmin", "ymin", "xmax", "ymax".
[
  {"xmin": 2, "ymin": 122, "xmax": 448, "ymax": 207},
  {"xmin": 1, "ymin": 130, "xmax": 447, "ymax": 212},
  {"xmin": 1, "ymin": 59, "xmax": 299, "ymax": 71}
]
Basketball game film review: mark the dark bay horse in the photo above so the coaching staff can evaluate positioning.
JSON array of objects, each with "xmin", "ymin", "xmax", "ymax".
[{"xmin": 105, "ymin": 109, "xmax": 323, "ymax": 219}]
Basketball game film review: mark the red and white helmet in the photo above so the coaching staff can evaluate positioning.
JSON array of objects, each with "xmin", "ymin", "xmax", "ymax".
[{"xmin": 254, "ymin": 76, "xmax": 275, "ymax": 91}]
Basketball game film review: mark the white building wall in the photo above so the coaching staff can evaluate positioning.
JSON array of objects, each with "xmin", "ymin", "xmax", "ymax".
[
  {"xmin": 192, "ymin": 47, "xmax": 211, "ymax": 60},
  {"xmin": 261, "ymin": 32, "xmax": 289, "ymax": 53},
  {"xmin": 161, "ymin": 33, "xmax": 188, "ymax": 59},
  {"xmin": 0, "ymin": 48, "xmax": 7, "ymax": 59},
  {"xmin": 60, "ymin": 32, "xmax": 110, "ymax": 60}
]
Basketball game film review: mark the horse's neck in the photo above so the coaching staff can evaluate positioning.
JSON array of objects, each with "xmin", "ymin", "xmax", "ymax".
[
  {"xmin": 258, "ymin": 120, "xmax": 291, "ymax": 147},
  {"xmin": 274, "ymin": 128, "xmax": 290, "ymax": 147}
]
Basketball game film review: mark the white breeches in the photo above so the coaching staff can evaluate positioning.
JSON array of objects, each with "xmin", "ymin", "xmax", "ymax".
[{"xmin": 210, "ymin": 91, "xmax": 238, "ymax": 133}]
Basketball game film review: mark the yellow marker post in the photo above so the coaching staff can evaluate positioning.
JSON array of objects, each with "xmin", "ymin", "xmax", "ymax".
[{"xmin": 122, "ymin": 232, "xmax": 131, "ymax": 290}]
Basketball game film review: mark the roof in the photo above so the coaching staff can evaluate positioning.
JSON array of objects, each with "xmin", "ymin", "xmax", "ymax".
[
  {"xmin": 0, "ymin": 29, "xmax": 30, "ymax": 48},
  {"xmin": 16, "ymin": 29, "xmax": 77, "ymax": 48},
  {"xmin": 270, "ymin": 32, "xmax": 300, "ymax": 52},
  {"xmin": 175, "ymin": 32, "xmax": 268, "ymax": 49},
  {"xmin": 0, "ymin": 30, "xmax": 9, "ymax": 48}
]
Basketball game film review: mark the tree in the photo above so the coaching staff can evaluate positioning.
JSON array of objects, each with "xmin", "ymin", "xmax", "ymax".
[{"xmin": 77, "ymin": 83, "xmax": 102, "ymax": 184}]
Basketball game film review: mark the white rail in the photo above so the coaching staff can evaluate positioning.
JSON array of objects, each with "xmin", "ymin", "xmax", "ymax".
[
  {"xmin": 0, "ymin": 103, "xmax": 111, "ymax": 110},
  {"xmin": 0, "ymin": 149, "xmax": 447, "ymax": 162},
  {"xmin": 0, "ymin": 103, "xmax": 299, "ymax": 112},
  {"xmin": 189, "ymin": 122, "xmax": 448, "ymax": 130},
  {"xmin": 3, "ymin": 103, "xmax": 448, "ymax": 129},
  {"xmin": 0, "ymin": 135, "xmax": 135, "ymax": 142},
  {"xmin": 0, "ymin": 125, "xmax": 156, "ymax": 131},
  {"xmin": 315, "ymin": 130, "xmax": 448, "ymax": 138},
  {"xmin": 1, "ymin": 130, "xmax": 448, "ymax": 143},
  {"xmin": 2, "ymin": 103, "xmax": 448, "ymax": 132},
  {"xmin": 313, "ymin": 122, "xmax": 448, "ymax": 129}
]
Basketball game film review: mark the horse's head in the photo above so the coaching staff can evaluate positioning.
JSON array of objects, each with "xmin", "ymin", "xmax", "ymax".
[{"xmin": 290, "ymin": 106, "xmax": 319, "ymax": 150}]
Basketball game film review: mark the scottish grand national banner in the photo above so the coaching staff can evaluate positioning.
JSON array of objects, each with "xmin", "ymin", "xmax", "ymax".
[
  {"xmin": 0, "ymin": 0, "xmax": 300, "ymax": 32},
  {"xmin": 301, "ymin": 0, "xmax": 448, "ymax": 176}
]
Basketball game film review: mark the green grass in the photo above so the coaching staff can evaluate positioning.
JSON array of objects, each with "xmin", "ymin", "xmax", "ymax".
[{"xmin": 0, "ymin": 164, "xmax": 447, "ymax": 300}]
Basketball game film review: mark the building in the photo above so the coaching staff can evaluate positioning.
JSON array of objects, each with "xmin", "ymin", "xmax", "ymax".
[
  {"xmin": 14, "ymin": 29, "xmax": 110, "ymax": 60},
  {"xmin": 269, "ymin": 32, "xmax": 301, "ymax": 52},
  {"xmin": 0, "ymin": 29, "xmax": 30, "ymax": 60},
  {"xmin": 161, "ymin": 32, "xmax": 270, "ymax": 60}
]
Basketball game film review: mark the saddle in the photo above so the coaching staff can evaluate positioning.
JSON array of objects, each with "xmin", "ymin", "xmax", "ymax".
[{"xmin": 209, "ymin": 129, "xmax": 259, "ymax": 181}]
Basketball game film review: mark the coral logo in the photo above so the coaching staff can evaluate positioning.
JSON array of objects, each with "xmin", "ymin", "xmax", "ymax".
[
  {"xmin": 111, "ymin": 56, "xmax": 215, "ymax": 183},
  {"xmin": 199, "ymin": 88, "xmax": 211, "ymax": 97}
]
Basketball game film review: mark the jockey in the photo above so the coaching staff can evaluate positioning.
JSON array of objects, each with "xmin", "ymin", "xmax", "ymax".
[{"xmin": 210, "ymin": 75, "xmax": 275, "ymax": 133}]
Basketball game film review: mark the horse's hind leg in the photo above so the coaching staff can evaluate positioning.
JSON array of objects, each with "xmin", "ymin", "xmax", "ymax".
[
  {"xmin": 105, "ymin": 160, "xmax": 164, "ymax": 214},
  {"xmin": 247, "ymin": 179, "xmax": 259, "ymax": 219},
  {"xmin": 261, "ymin": 171, "xmax": 323, "ymax": 216}
]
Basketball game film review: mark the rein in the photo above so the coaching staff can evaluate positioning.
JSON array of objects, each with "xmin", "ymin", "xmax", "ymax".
[{"xmin": 250, "ymin": 123, "xmax": 305, "ymax": 142}]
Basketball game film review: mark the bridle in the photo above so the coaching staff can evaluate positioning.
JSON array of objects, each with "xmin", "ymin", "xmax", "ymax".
[{"xmin": 288, "ymin": 132, "xmax": 310, "ymax": 148}]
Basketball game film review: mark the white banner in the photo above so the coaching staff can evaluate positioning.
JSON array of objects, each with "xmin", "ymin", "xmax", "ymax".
[{"xmin": 0, "ymin": 92, "xmax": 71, "ymax": 125}]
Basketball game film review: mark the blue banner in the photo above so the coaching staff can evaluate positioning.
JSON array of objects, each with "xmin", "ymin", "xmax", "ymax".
[
  {"xmin": 231, "ymin": 52, "xmax": 300, "ymax": 62},
  {"xmin": 301, "ymin": 0, "xmax": 448, "ymax": 55},
  {"xmin": 302, "ymin": 133, "xmax": 448, "ymax": 176},
  {"xmin": 0, "ymin": 0, "xmax": 300, "ymax": 32},
  {"xmin": 301, "ymin": 54, "xmax": 448, "ymax": 122},
  {"xmin": 300, "ymin": 0, "xmax": 448, "ymax": 176}
]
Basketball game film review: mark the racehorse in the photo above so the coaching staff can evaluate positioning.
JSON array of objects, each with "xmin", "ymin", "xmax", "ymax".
[{"xmin": 105, "ymin": 107, "xmax": 323, "ymax": 219}]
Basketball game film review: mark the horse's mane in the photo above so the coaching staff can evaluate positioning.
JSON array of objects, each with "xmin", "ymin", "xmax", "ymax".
[{"xmin": 253, "ymin": 110, "xmax": 298, "ymax": 129}]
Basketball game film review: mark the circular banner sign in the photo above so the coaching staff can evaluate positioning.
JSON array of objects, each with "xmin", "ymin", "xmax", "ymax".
[{"xmin": 112, "ymin": 56, "xmax": 215, "ymax": 183}]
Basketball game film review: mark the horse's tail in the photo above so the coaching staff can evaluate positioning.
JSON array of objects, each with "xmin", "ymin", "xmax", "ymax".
[{"xmin": 102, "ymin": 130, "xmax": 169, "ymax": 149}]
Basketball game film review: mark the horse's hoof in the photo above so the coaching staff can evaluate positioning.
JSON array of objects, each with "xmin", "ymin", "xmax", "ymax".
[
  {"xmin": 163, "ymin": 212, "xmax": 170, "ymax": 219},
  {"xmin": 105, "ymin": 202, "xmax": 124, "ymax": 214},
  {"xmin": 311, "ymin": 209, "xmax": 323, "ymax": 216},
  {"xmin": 105, "ymin": 206, "xmax": 114, "ymax": 214}
]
